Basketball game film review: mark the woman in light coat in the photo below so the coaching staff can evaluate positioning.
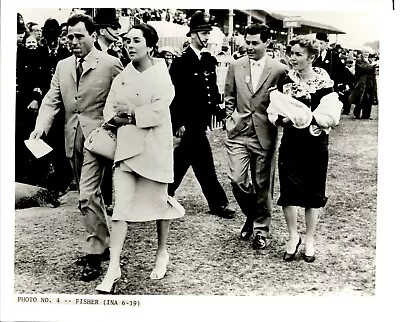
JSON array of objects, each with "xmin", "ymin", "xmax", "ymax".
[{"xmin": 96, "ymin": 24, "xmax": 184, "ymax": 294}]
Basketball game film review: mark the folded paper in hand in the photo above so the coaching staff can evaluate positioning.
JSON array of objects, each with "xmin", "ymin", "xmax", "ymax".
[{"xmin": 24, "ymin": 139, "xmax": 53, "ymax": 158}]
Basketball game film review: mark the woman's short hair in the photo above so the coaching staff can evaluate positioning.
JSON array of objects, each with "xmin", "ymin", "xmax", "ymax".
[
  {"xmin": 129, "ymin": 23, "xmax": 159, "ymax": 49},
  {"xmin": 67, "ymin": 14, "xmax": 96, "ymax": 35},
  {"xmin": 289, "ymin": 35, "xmax": 320, "ymax": 58}
]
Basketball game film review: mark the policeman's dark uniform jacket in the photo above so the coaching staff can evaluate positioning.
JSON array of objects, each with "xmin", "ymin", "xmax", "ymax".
[
  {"xmin": 93, "ymin": 8, "xmax": 124, "ymax": 207},
  {"xmin": 313, "ymin": 33, "xmax": 348, "ymax": 91},
  {"xmin": 167, "ymin": 11, "xmax": 232, "ymax": 216},
  {"xmin": 16, "ymin": 45, "xmax": 42, "ymax": 184},
  {"xmin": 169, "ymin": 47, "xmax": 222, "ymax": 133}
]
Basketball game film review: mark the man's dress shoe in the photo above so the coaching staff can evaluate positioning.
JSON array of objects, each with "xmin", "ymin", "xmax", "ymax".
[
  {"xmin": 80, "ymin": 255, "xmax": 102, "ymax": 282},
  {"xmin": 253, "ymin": 233, "xmax": 267, "ymax": 250},
  {"xmin": 76, "ymin": 247, "xmax": 110, "ymax": 266},
  {"xmin": 211, "ymin": 204, "xmax": 235, "ymax": 219}
]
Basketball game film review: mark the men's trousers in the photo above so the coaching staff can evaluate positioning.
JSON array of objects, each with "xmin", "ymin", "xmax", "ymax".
[
  {"xmin": 226, "ymin": 133, "xmax": 277, "ymax": 237},
  {"xmin": 69, "ymin": 123, "xmax": 109, "ymax": 255},
  {"xmin": 168, "ymin": 130, "xmax": 228, "ymax": 212}
]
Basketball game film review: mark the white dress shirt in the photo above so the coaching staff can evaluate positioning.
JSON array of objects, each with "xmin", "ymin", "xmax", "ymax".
[
  {"xmin": 250, "ymin": 54, "xmax": 268, "ymax": 92},
  {"xmin": 76, "ymin": 50, "xmax": 93, "ymax": 70},
  {"xmin": 320, "ymin": 50, "xmax": 327, "ymax": 61}
]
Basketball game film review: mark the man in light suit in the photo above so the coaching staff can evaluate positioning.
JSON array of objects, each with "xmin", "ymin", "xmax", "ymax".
[
  {"xmin": 30, "ymin": 14, "xmax": 123, "ymax": 281},
  {"xmin": 224, "ymin": 24, "xmax": 286, "ymax": 250}
]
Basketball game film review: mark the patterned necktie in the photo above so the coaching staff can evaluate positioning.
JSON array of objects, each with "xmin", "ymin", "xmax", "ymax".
[{"xmin": 76, "ymin": 58, "xmax": 84, "ymax": 86}]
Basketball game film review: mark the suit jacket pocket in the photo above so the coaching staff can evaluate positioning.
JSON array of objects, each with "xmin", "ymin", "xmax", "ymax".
[{"xmin": 226, "ymin": 110, "xmax": 246, "ymax": 138}]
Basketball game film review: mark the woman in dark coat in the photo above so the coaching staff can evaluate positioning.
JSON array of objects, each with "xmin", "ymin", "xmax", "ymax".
[
  {"xmin": 349, "ymin": 51, "xmax": 378, "ymax": 119},
  {"xmin": 268, "ymin": 36, "xmax": 342, "ymax": 263}
]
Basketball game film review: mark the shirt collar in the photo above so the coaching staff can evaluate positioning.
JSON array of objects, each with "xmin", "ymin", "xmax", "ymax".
[
  {"xmin": 250, "ymin": 54, "xmax": 268, "ymax": 68},
  {"xmin": 97, "ymin": 38, "xmax": 111, "ymax": 52},
  {"xmin": 190, "ymin": 44, "xmax": 202, "ymax": 60},
  {"xmin": 76, "ymin": 49, "xmax": 93, "ymax": 65}
]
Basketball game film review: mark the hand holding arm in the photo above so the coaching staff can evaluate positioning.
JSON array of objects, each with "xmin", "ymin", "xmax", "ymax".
[{"xmin": 114, "ymin": 103, "xmax": 135, "ymax": 117}]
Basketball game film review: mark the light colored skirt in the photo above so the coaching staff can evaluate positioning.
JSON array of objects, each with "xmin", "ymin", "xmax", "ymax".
[{"xmin": 112, "ymin": 162, "xmax": 185, "ymax": 222}]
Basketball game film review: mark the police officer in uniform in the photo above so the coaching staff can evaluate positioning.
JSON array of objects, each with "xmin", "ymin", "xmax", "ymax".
[
  {"xmin": 92, "ymin": 9, "xmax": 124, "ymax": 212},
  {"xmin": 94, "ymin": 8, "xmax": 129, "ymax": 67},
  {"xmin": 168, "ymin": 11, "xmax": 235, "ymax": 219}
]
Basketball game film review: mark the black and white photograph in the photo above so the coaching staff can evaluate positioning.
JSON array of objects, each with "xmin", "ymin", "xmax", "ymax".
[{"xmin": 1, "ymin": 0, "xmax": 399, "ymax": 321}]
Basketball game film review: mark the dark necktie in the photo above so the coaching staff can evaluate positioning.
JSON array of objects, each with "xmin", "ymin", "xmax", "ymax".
[{"xmin": 76, "ymin": 58, "xmax": 84, "ymax": 87}]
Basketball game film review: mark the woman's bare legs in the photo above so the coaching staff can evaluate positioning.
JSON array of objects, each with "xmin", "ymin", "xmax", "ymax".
[
  {"xmin": 96, "ymin": 220, "xmax": 127, "ymax": 291},
  {"xmin": 283, "ymin": 205, "xmax": 300, "ymax": 253},
  {"xmin": 150, "ymin": 219, "xmax": 171, "ymax": 280},
  {"xmin": 304, "ymin": 208, "xmax": 319, "ymax": 256}
]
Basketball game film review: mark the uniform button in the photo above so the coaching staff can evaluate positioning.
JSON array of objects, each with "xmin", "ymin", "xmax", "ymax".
[
  {"xmin": 207, "ymin": 94, "xmax": 211, "ymax": 97},
  {"xmin": 207, "ymin": 86, "xmax": 210, "ymax": 89},
  {"xmin": 208, "ymin": 101, "xmax": 211, "ymax": 104}
]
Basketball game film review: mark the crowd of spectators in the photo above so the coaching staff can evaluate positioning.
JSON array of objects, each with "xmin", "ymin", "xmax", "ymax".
[
  {"xmin": 16, "ymin": 13, "xmax": 74, "ymax": 196},
  {"xmin": 129, "ymin": 8, "xmax": 189, "ymax": 25}
]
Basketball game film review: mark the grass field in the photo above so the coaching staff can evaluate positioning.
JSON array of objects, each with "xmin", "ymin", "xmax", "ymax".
[{"xmin": 14, "ymin": 108, "xmax": 378, "ymax": 296}]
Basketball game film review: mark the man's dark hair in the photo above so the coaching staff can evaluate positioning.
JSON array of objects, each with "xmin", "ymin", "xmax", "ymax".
[
  {"xmin": 130, "ymin": 23, "xmax": 159, "ymax": 49},
  {"xmin": 67, "ymin": 14, "xmax": 96, "ymax": 35},
  {"xmin": 244, "ymin": 24, "xmax": 269, "ymax": 43}
]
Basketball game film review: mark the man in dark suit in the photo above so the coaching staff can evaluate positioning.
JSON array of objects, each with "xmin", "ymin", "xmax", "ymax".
[
  {"xmin": 30, "ymin": 14, "xmax": 123, "ymax": 281},
  {"xmin": 314, "ymin": 33, "xmax": 349, "ymax": 117},
  {"xmin": 168, "ymin": 11, "xmax": 235, "ymax": 219},
  {"xmin": 340, "ymin": 59, "xmax": 356, "ymax": 115},
  {"xmin": 35, "ymin": 18, "xmax": 73, "ymax": 195},
  {"xmin": 224, "ymin": 24, "xmax": 286, "ymax": 249},
  {"xmin": 314, "ymin": 32, "xmax": 347, "ymax": 91}
]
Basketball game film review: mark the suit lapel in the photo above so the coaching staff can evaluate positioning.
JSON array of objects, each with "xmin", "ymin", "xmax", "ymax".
[
  {"xmin": 254, "ymin": 58, "xmax": 272, "ymax": 94},
  {"xmin": 81, "ymin": 50, "xmax": 99, "ymax": 78},
  {"xmin": 70, "ymin": 56, "xmax": 77, "ymax": 84},
  {"xmin": 242, "ymin": 58, "xmax": 253, "ymax": 94},
  {"xmin": 70, "ymin": 50, "xmax": 99, "ymax": 87}
]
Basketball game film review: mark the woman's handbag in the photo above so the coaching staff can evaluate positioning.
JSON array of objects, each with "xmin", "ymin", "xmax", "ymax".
[{"xmin": 84, "ymin": 126, "xmax": 117, "ymax": 160}]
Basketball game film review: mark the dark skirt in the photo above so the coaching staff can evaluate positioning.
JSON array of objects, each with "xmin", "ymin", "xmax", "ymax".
[{"xmin": 277, "ymin": 129, "xmax": 329, "ymax": 208}]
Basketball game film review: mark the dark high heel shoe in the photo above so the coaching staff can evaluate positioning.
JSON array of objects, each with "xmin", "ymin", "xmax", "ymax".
[
  {"xmin": 283, "ymin": 237, "xmax": 302, "ymax": 261},
  {"xmin": 96, "ymin": 270, "xmax": 121, "ymax": 294}
]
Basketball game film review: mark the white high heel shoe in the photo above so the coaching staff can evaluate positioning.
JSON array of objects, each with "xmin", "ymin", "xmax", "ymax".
[
  {"xmin": 150, "ymin": 252, "xmax": 169, "ymax": 280},
  {"xmin": 96, "ymin": 268, "xmax": 121, "ymax": 294}
]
